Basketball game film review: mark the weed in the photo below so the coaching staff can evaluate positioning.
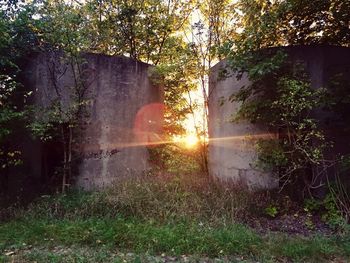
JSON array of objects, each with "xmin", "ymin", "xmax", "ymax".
[
  {"xmin": 264, "ymin": 205, "xmax": 278, "ymax": 218},
  {"xmin": 304, "ymin": 194, "xmax": 349, "ymax": 233}
]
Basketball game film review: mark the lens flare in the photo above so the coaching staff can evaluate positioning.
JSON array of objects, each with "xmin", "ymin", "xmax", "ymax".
[
  {"xmin": 172, "ymin": 134, "xmax": 200, "ymax": 148},
  {"xmin": 183, "ymin": 134, "xmax": 199, "ymax": 148}
]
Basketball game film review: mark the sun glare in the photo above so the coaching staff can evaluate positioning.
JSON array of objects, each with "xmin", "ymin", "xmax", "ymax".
[
  {"xmin": 173, "ymin": 134, "xmax": 200, "ymax": 148},
  {"xmin": 183, "ymin": 134, "xmax": 199, "ymax": 148}
]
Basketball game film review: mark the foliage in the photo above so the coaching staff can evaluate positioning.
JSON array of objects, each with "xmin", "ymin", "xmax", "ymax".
[
  {"xmin": 304, "ymin": 191, "xmax": 349, "ymax": 232},
  {"xmin": 34, "ymin": 0, "xmax": 91, "ymax": 55},
  {"xmin": 222, "ymin": 0, "xmax": 350, "ymax": 56},
  {"xmin": 184, "ymin": 0, "xmax": 240, "ymax": 173},
  {"xmin": 65, "ymin": 0, "xmax": 196, "ymax": 63},
  {"xmin": 0, "ymin": 4, "xmax": 40, "ymax": 178},
  {"xmin": 255, "ymin": 139, "xmax": 288, "ymax": 171},
  {"xmin": 197, "ymin": 0, "xmax": 237, "ymax": 61},
  {"xmin": 321, "ymin": 194, "xmax": 346, "ymax": 229},
  {"xmin": 148, "ymin": 39, "xmax": 205, "ymax": 171},
  {"xmin": 36, "ymin": 0, "xmax": 189, "ymax": 57},
  {"xmin": 326, "ymin": 173, "xmax": 350, "ymax": 230},
  {"xmin": 149, "ymin": 144, "xmax": 201, "ymax": 175},
  {"xmin": 217, "ymin": 0, "xmax": 350, "ymax": 199},
  {"xmin": 149, "ymin": 40, "xmax": 199, "ymax": 136},
  {"xmin": 4, "ymin": 173, "xmax": 255, "ymax": 225},
  {"xmin": 1, "ymin": 194, "xmax": 350, "ymax": 262},
  {"xmin": 228, "ymin": 50, "xmax": 328, "ymax": 195},
  {"xmin": 264, "ymin": 205, "xmax": 278, "ymax": 218}
]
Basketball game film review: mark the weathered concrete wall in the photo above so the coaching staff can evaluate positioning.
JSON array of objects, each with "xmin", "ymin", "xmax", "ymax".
[
  {"xmin": 209, "ymin": 61, "xmax": 278, "ymax": 190},
  {"xmin": 208, "ymin": 46, "xmax": 350, "ymax": 190},
  {"xmin": 23, "ymin": 52, "xmax": 163, "ymax": 190}
]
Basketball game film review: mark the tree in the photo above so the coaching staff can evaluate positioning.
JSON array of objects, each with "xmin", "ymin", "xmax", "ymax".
[
  {"xmin": 224, "ymin": 0, "xmax": 350, "ymax": 55},
  {"xmin": 80, "ymin": 0, "xmax": 195, "ymax": 64},
  {"xmin": 0, "ymin": 2, "xmax": 41, "ymax": 192},
  {"xmin": 174, "ymin": 0, "xmax": 238, "ymax": 173}
]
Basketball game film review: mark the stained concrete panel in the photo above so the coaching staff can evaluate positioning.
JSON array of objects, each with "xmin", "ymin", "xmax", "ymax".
[
  {"xmin": 208, "ymin": 61, "xmax": 278, "ymax": 189},
  {"xmin": 208, "ymin": 46, "xmax": 350, "ymax": 190},
  {"xmin": 23, "ymin": 52, "xmax": 163, "ymax": 190}
]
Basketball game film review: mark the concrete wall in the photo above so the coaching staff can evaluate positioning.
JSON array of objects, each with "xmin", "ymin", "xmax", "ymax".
[
  {"xmin": 208, "ymin": 61, "xmax": 278, "ymax": 190},
  {"xmin": 208, "ymin": 46, "xmax": 350, "ymax": 190},
  {"xmin": 23, "ymin": 52, "xmax": 163, "ymax": 190}
]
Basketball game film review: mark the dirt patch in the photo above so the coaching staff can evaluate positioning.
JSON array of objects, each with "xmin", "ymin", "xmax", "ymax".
[{"xmin": 246, "ymin": 211, "xmax": 334, "ymax": 236}]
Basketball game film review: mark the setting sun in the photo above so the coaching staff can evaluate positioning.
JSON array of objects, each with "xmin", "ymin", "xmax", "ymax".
[
  {"xmin": 183, "ymin": 134, "xmax": 199, "ymax": 148},
  {"xmin": 173, "ymin": 134, "xmax": 200, "ymax": 148}
]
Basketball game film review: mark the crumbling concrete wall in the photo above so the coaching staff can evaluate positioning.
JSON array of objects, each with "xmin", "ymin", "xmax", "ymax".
[
  {"xmin": 208, "ymin": 46, "xmax": 350, "ymax": 190},
  {"xmin": 23, "ymin": 52, "xmax": 163, "ymax": 190}
]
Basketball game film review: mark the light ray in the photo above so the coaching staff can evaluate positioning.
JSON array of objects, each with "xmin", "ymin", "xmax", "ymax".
[{"xmin": 80, "ymin": 132, "xmax": 277, "ymax": 155}]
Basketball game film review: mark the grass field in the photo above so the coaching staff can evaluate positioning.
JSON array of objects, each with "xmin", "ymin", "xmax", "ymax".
[{"xmin": 1, "ymin": 175, "xmax": 349, "ymax": 262}]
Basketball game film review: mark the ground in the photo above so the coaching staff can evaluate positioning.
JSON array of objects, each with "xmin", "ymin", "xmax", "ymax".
[{"xmin": 0, "ymin": 176, "xmax": 349, "ymax": 263}]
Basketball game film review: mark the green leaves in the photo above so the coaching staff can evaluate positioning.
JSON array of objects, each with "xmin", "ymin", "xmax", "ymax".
[
  {"xmin": 224, "ymin": 0, "xmax": 350, "ymax": 57},
  {"xmin": 0, "ymin": 5, "xmax": 36, "ymax": 173},
  {"xmin": 228, "ymin": 48, "xmax": 330, "ymax": 193},
  {"xmin": 256, "ymin": 139, "xmax": 288, "ymax": 172}
]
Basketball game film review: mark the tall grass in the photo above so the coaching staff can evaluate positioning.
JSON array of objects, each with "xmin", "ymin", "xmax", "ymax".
[
  {"xmin": 6, "ymin": 173, "xmax": 271, "ymax": 225},
  {"xmin": 1, "ymin": 173, "xmax": 350, "ymax": 262},
  {"xmin": 105, "ymin": 173, "xmax": 259, "ymax": 224}
]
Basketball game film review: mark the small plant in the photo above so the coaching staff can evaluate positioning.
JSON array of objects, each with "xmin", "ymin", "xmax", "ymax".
[
  {"xmin": 304, "ymin": 198, "xmax": 322, "ymax": 212},
  {"xmin": 265, "ymin": 205, "xmax": 278, "ymax": 218},
  {"xmin": 322, "ymin": 194, "xmax": 346, "ymax": 230},
  {"xmin": 304, "ymin": 211, "xmax": 315, "ymax": 230},
  {"xmin": 305, "ymin": 193, "xmax": 348, "ymax": 232}
]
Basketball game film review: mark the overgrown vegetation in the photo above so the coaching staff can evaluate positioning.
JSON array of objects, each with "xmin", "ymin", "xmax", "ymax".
[
  {"xmin": 1, "ymin": 0, "xmax": 350, "ymax": 261},
  {"xmin": 1, "ymin": 174, "xmax": 350, "ymax": 262},
  {"xmin": 228, "ymin": 50, "xmax": 328, "ymax": 195},
  {"xmin": 226, "ymin": 48, "xmax": 350, "ymax": 226},
  {"xmin": 221, "ymin": 0, "xmax": 350, "ymax": 222},
  {"xmin": 1, "ymin": 173, "xmax": 255, "ymax": 224},
  {"xmin": 0, "ymin": 3, "xmax": 33, "ymax": 185},
  {"xmin": 0, "ymin": 0, "xmax": 214, "ymax": 196}
]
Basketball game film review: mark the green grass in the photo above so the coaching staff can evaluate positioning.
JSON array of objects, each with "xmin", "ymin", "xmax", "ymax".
[
  {"xmin": 1, "ymin": 174, "xmax": 350, "ymax": 262},
  {"xmin": 0, "ymin": 216, "xmax": 349, "ymax": 262},
  {"xmin": 0, "ymin": 218, "xmax": 260, "ymax": 255}
]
